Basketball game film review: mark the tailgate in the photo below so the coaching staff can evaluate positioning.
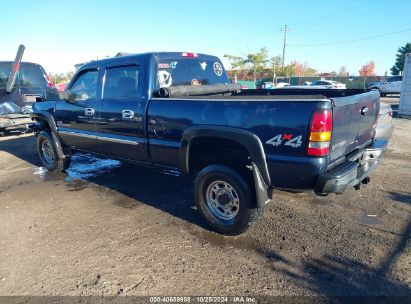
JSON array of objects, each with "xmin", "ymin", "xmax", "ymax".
[{"xmin": 329, "ymin": 90, "xmax": 379, "ymax": 162}]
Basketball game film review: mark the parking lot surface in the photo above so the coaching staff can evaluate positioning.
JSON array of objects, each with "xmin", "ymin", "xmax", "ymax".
[{"xmin": 0, "ymin": 98, "xmax": 410, "ymax": 297}]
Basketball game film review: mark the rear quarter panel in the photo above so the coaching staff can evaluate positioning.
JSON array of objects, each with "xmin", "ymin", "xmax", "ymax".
[{"xmin": 147, "ymin": 98, "xmax": 331, "ymax": 189}]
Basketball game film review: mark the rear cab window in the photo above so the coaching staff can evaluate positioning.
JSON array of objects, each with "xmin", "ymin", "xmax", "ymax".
[{"xmin": 155, "ymin": 54, "xmax": 229, "ymax": 89}]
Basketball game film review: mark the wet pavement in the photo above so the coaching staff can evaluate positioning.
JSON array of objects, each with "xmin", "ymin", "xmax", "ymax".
[{"xmin": 0, "ymin": 102, "xmax": 410, "ymax": 297}]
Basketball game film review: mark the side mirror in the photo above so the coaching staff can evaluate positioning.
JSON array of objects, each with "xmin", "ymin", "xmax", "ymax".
[
  {"xmin": 36, "ymin": 90, "xmax": 47, "ymax": 102},
  {"xmin": 59, "ymin": 91, "xmax": 76, "ymax": 103}
]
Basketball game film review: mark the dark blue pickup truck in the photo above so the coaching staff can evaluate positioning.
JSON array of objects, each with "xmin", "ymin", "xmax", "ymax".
[{"xmin": 30, "ymin": 52, "xmax": 388, "ymax": 235}]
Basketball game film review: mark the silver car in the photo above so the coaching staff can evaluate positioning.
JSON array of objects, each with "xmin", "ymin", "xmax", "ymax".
[{"xmin": 375, "ymin": 102, "xmax": 394, "ymax": 140}]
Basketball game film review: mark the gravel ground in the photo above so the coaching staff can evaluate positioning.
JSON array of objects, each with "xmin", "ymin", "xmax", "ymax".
[{"xmin": 0, "ymin": 98, "xmax": 410, "ymax": 299}]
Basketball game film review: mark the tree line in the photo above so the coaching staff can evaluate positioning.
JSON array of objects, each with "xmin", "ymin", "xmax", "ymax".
[
  {"xmin": 224, "ymin": 48, "xmax": 318, "ymax": 82},
  {"xmin": 224, "ymin": 42, "xmax": 411, "ymax": 81}
]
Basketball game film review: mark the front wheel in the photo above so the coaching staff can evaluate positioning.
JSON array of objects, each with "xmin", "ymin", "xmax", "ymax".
[
  {"xmin": 37, "ymin": 130, "xmax": 71, "ymax": 172},
  {"xmin": 194, "ymin": 164, "xmax": 262, "ymax": 235}
]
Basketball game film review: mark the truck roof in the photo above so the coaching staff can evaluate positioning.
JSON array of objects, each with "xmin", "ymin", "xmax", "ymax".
[
  {"xmin": 80, "ymin": 52, "xmax": 221, "ymax": 70},
  {"xmin": 0, "ymin": 61, "xmax": 43, "ymax": 66}
]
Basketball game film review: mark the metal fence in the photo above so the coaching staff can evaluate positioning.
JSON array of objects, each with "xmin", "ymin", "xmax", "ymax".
[{"xmin": 235, "ymin": 76, "xmax": 388, "ymax": 89}]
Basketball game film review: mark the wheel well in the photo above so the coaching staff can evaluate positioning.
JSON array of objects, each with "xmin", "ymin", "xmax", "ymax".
[
  {"xmin": 188, "ymin": 137, "xmax": 253, "ymax": 181},
  {"xmin": 34, "ymin": 118, "xmax": 51, "ymax": 132}
]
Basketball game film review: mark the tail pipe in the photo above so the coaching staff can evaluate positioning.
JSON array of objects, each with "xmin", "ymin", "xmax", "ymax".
[{"xmin": 354, "ymin": 177, "xmax": 371, "ymax": 190}]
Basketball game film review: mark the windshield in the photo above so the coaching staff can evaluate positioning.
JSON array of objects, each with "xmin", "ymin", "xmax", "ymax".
[
  {"xmin": 156, "ymin": 58, "xmax": 229, "ymax": 88},
  {"xmin": 19, "ymin": 65, "xmax": 47, "ymax": 88},
  {"xmin": 0, "ymin": 63, "xmax": 47, "ymax": 89},
  {"xmin": 0, "ymin": 63, "xmax": 11, "ymax": 88}
]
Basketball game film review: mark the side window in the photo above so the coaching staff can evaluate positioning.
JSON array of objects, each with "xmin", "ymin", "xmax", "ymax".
[
  {"xmin": 103, "ymin": 65, "xmax": 139, "ymax": 100},
  {"xmin": 387, "ymin": 77, "xmax": 395, "ymax": 83},
  {"xmin": 69, "ymin": 70, "xmax": 98, "ymax": 100}
]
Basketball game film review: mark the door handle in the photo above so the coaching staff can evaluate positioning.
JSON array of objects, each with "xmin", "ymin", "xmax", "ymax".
[
  {"xmin": 85, "ymin": 108, "xmax": 95, "ymax": 116},
  {"xmin": 361, "ymin": 106, "xmax": 368, "ymax": 115},
  {"xmin": 122, "ymin": 110, "xmax": 135, "ymax": 119}
]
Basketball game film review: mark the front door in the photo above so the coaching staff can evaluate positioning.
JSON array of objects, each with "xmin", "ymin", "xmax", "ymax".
[
  {"xmin": 94, "ymin": 64, "xmax": 148, "ymax": 162},
  {"xmin": 55, "ymin": 68, "xmax": 100, "ymax": 152}
]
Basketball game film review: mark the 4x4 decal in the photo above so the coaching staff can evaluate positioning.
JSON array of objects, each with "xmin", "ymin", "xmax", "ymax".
[{"xmin": 266, "ymin": 134, "xmax": 303, "ymax": 148}]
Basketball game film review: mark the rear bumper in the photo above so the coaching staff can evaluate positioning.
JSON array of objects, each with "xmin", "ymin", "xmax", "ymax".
[{"xmin": 315, "ymin": 139, "xmax": 388, "ymax": 194}]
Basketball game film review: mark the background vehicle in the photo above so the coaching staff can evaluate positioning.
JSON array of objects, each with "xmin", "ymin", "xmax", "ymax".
[
  {"xmin": 310, "ymin": 80, "xmax": 346, "ymax": 89},
  {"xmin": 0, "ymin": 45, "xmax": 57, "ymax": 134},
  {"xmin": 276, "ymin": 81, "xmax": 290, "ymax": 88},
  {"xmin": 257, "ymin": 82, "xmax": 274, "ymax": 89},
  {"xmin": 375, "ymin": 103, "xmax": 393, "ymax": 140},
  {"xmin": 31, "ymin": 52, "xmax": 387, "ymax": 235},
  {"xmin": 367, "ymin": 76, "xmax": 402, "ymax": 96}
]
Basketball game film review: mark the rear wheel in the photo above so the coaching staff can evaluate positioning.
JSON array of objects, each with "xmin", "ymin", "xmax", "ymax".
[
  {"xmin": 378, "ymin": 89, "xmax": 386, "ymax": 97},
  {"xmin": 370, "ymin": 87, "xmax": 385, "ymax": 97},
  {"xmin": 37, "ymin": 130, "xmax": 71, "ymax": 172},
  {"xmin": 194, "ymin": 164, "xmax": 261, "ymax": 235}
]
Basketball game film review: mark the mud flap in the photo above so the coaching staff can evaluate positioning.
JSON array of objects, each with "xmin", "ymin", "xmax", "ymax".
[
  {"xmin": 252, "ymin": 162, "xmax": 271, "ymax": 208},
  {"xmin": 50, "ymin": 132, "xmax": 66, "ymax": 160}
]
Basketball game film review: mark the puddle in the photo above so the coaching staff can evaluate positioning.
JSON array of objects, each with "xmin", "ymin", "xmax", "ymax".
[
  {"xmin": 33, "ymin": 167, "xmax": 48, "ymax": 176},
  {"xmin": 189, "ymin": 229, "xmax": 260, "ymax": 251},
  {"xmin": 66, "ymin": 153, "xmax": 122, "ymax": 179},
  {"xmin": 308, "ymin": 198, "xmax": 332, "ymax": 206},
  {"xmin": 112, "ymin": 195, "xmax": 141, "ymax": 209},
  {"xmin": 344, "ymin": 207, "xmax": 383, "ymax": 225},
  {"xmin": 0, "ymin": 186, "xmax": 10, "ymax": 193},
  {"xmin": 65, "ymin": 179, "xmax": 94, "ymax": 192}
]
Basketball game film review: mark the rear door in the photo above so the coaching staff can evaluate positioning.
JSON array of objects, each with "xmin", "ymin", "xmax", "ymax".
[
  {"xmin": 55, "ymin": 68, "xmax": 100, "ymax": 152},
  {"xmin": 329, "ymin": 90, "xmax": 379, "ymax": 162},
  {"xmin": 384, "ymin": 76, "xmax": 401, "ymax": 93},
  {"xmin": 94, "ymin": 63, "xmax": 149, "ymax": 162}
]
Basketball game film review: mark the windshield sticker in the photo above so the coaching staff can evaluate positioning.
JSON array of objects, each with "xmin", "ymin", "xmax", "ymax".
[
  {"xmin": 158, "ymin": 70, "xmax": 173, "ymax": 88},
  {"xmin": 170, "ymin": 61, "xmax": 178, "ymax": 69},
  {"xmin": 199, "ymin": 61, "xmax": 207, "ymax": 71},
  {"xmin": 213, "ymin": 62, "xmax": 223, "ymax": 76},
  {"xmin": 158, "ymin": 63, "xmax": 170, "ymax": 69}
]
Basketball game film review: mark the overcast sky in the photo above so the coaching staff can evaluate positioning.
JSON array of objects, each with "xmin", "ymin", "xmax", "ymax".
[{"xmin": 1, "ymin": 0, "xmax": 410, "ymax": 75}]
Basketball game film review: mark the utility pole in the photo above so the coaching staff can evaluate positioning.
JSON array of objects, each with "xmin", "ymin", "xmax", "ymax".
[{"xmin": 281, "ymin": 25, "xmax": 288, "ymax": 68}]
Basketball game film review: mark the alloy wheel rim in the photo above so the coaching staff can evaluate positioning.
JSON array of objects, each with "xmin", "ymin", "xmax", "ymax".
[
  {"xmin": 206, "ymin": 180, "xmax": 240, "ymax": 221},
  {"xmin": 41, "ymin": 139, "xmax": 55, "ymax": 166}
]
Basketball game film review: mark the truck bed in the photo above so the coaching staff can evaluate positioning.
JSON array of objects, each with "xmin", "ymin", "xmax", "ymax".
[{"xmin": 149, "ymin": 89, "xmax": 379, "ymax": 190}]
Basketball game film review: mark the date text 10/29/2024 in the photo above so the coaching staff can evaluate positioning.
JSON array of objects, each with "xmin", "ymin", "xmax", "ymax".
[{"xmin": 149, "ymin": 296, "xmax": 257, "ymax": 303}]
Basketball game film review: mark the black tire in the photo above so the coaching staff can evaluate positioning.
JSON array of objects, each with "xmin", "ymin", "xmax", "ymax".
[
  {"xmin": 378, "ymin": 89, "xmax": 386, "ymax": 97},
  {"xmin": 37, "ymin": 130, "xmax": 71, "ymax": 172},
  {"xmin": 370, "ymin": 87, "xmax": 384, "ymax": 97},
  {"xmin": 194, "ymin": 164, "xmax": 262, "ymax": 235}
]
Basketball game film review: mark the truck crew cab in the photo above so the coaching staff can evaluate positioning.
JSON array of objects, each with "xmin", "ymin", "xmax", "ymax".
[{"xmin": 31, "ymin": 52, "xmax": 388, "ymax": 235}]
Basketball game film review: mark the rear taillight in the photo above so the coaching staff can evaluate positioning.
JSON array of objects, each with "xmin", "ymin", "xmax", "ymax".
[{"xmin": 308, "ymin": 109, "xmax": 332, "ymax": 157}]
